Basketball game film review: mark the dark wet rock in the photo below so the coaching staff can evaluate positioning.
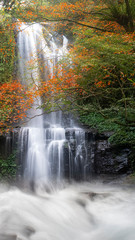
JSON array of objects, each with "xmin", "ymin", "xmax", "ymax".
[
  {"xmin": 94, "ymin": 134, "xmax": 131, "ymax": 175},
  {"xmin": 23, "ymin": 226, "xmax": 35, "ymax": 237},
  {"xmin": 0, "ymin": 136, "xmax": 6, "ymax": 157},
  {"xmin": 0, "ymin": 234, "xmax": 17, "ymax": 240},
  {"xmin": 76, "ymin": 198, "xmax": 86, "ymax": 207},
  {"xmin": 83, "ymin": 192, "xmax": 110, "ymax": 200},
  {"xmin": 43, "ymin": 122, "xmax": 51, "ymax": 128},
  {"xmin": 0, "ymin": 228, "xmax": 35, "ymax": 240},
  {"xmin": 95, "ymin": 131, "xmax": 114, "ymax": 140}
]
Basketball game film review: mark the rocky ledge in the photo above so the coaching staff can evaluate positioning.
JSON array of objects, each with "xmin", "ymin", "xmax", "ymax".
[{"xmin": 94, "ymin": 131, "xmax": 132, "ymax": 175}]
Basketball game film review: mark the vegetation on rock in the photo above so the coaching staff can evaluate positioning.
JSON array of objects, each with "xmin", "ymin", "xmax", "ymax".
[{"xmin": 0, "ymin": 152, "xmax": 17, "ymax": 181}]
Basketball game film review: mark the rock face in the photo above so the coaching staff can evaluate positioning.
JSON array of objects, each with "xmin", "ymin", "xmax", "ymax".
[
  {"xmin": 0, "ymin": 136, "xmax": 6, "ymax": 158},
  {"xmin": 94, "ymin": 132, "xmax": 131, "ymax": 175},
  {"xmin": 64, "ymin": 127, "xmax": 131, "ymax": 178},
  {"xmin": 0, "ymin": 128, "xmax": 132, "ymax": 180}
]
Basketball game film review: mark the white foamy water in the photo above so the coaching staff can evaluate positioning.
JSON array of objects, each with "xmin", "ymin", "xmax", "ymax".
[
  {"xmin": 0, "ymin": 183, "xmax": 135, "ymax": 240},
  {"xmin": 17, "ymin": 23, "xmax": 90, "ymax": 185},
  {"xmin": 17, "ymin": 23, "xmax": 69, "ymax": 185}
]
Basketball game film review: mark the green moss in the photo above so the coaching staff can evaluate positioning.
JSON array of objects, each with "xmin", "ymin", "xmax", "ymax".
[{"xmin": 0, "ymin": 152, "xmax": 17, "ymax": 181}]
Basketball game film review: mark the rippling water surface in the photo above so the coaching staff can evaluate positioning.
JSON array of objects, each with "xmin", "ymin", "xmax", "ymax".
[{"xmin": 0, "ymin": 182, "xmax": 135, "ymax": 240}]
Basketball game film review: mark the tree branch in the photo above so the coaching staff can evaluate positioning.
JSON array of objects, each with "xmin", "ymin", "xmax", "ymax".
[{"xmin": 37, "ymin": 17, "xmax": 114, "ymax": 33}]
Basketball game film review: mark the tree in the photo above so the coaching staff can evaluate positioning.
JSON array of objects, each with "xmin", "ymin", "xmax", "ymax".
[
  {"xmin": 100, "ymin": 0, "xmax": 135, "ymax": 32},
  {"xmin": 1, "ymin": 0, "xmax": 17, "ymax": 12},
  {"xmin": 0, "ymin": 81, "xmax": 33, "ymax": 134},
  {"xmin": 0, "ymin": 12, "xmax": 16, "ymax": 84},
  {"xmin": 125, "ymin": 0, "xmax": 134, "ymax": 32}
]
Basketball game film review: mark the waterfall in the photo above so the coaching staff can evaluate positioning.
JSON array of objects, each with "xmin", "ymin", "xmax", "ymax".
[
  {"xmin": 1, "ymin": 22, "xmax": 134, "ymax": 240},
  {"xmin": 17, "ymin": 23, "xmax": 92, "ymax": 187}
]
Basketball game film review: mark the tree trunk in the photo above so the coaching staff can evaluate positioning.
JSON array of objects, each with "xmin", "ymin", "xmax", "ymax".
[{"xmin": 125, "ymin": 0, "xmax": 134, "ymax": 32}]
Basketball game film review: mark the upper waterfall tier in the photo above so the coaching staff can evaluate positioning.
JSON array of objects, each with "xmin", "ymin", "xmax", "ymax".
[
  {"xmin": 18, "ymin": 22, "xmax": 68, "ymax": 84},
  {"xmin": 17, "ymin": 23, "xmax": 93, "ymax": 187}
]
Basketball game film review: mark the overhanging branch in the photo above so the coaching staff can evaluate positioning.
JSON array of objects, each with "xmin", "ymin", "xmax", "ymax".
[{"xmin": 40, "ymin": 17, "xmax": 114, "ymax": 33}]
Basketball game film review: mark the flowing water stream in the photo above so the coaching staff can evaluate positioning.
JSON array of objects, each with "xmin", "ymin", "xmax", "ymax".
[{"xmin": 0, "ymin": 183, "xmax": 135, "ymax": 240}]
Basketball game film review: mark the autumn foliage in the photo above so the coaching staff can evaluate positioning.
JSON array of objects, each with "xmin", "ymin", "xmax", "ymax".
[{"xmin": 0, "ymin": 81, "xmax": 33, "ymax": 133}]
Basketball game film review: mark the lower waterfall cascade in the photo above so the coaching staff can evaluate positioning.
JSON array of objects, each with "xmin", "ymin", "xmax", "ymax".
[
  {"xmin": 16, "ymin": 22, "xmax": 94, "ymax": 186},
  {"xmin": 0, "ymin": 183, "xmax": 135, "ymax": 240}
]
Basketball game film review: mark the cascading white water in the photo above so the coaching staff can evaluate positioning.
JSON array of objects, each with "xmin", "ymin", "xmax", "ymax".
[
  {"xmin": 17, "ymin": 23, "xmax": 90, "ymax": 186},
  {"xmin": 18, "ymin": 23, "xmax": 50, "ymax": 185},
  {"xmin": 0, "ymin": 183, "xmax": 135, "ymax": 240}
]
